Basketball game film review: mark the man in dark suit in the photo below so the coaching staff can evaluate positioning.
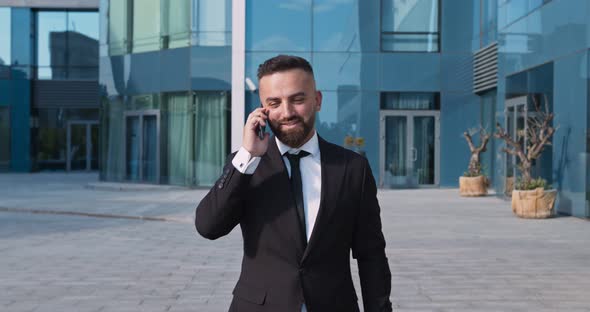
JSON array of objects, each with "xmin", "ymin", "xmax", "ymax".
[{"xmin": 195, "ymin": 55, "xmax": 392, "ymax": 312}]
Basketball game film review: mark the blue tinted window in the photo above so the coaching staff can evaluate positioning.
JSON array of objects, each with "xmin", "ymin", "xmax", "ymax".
[
  {"xmin": 312, "ymin": 0, "xmax": 360, "ymax": 52},
  {"xmin": 194, "ymin": 0, "xmax": 232, "ymax": 47},
  {"xmin": 381, "ymin": 92, "xmax": 439, "ymax": 110},
  {"xmin": 37, "ymin": 11, "xmax": 67, "ymax": 75},
  {"xmin": 0, "ymin": 8, "xmax": 10, "ymax": 66},
  {"xmin": 381, "ymin": 0, "xmax": 439, "ymax": 52},
  {"xmin": 36, "ymin": 11, "xmax": 98, "ymax": 80},
  {"xmin": 246, "ymin": 0, "xmax": 312, "ymax": 51},
  {"xmin": 498, "ymin": 0, "xmax": 548, "ymax": 29}
]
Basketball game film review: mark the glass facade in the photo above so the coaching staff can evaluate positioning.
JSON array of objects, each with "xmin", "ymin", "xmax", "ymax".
[
  {"xmin": 96, "ymin": 1, "xmax": 589, "ymax": 216},
  {"xmin": 100, "ymin": 92, "xmax": 229, "ymax": 186},
  {"xmin": 35, "ymin": 108, "xmax": 99, "ymax": 171},
  {"xmin": 494, "ymin": 0, "xmax": 589, "ymax": 217},
  {"xmin": 381, "ymin": 0, "xmax": 440, "ymax": 52},
  {"xmin": 36, "ymin": 10, "xmax": 99, "ymax": 80},
  {"xmin": 498, "ymin": 0, "xmax": 552, "ymax": 29},
  {"xmin": 107, "ymin": 0, "xmax": 230, "ymax": 55},
  {"xmin": 0, "ymin": 8, "xmax": 10, "ymax": 66}
]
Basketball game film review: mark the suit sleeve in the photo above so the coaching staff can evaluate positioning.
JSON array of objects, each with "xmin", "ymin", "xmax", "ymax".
[
  {"xmin": 195, "ymin": 153, "xmax": 252, "ymax": 240},
  {"xmin": 352, "ymin": 158, "xmax": 393, "ymax": 312}
]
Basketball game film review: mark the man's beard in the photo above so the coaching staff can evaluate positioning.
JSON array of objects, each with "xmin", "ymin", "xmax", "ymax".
[{"xmin": 268, "ymin": 114, "xmax": 315, "ymax": 148}]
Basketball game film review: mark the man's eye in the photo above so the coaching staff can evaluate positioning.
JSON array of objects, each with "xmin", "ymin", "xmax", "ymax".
[
  {"xmin": 269, "ymin": 102, "xmax": 280, "ymax": 107},
  {"xmin": 293, "ymin": 97, "xmax": 304, "ymax": 103}
]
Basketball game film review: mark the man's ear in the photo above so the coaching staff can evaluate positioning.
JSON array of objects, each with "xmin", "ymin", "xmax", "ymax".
[{"xmin": 315, "ymin": 90, "xmax": 322, "ymax": 112}]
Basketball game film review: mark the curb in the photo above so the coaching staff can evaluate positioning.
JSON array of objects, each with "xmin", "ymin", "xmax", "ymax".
[{"xmin": 0, "ymin": 207, "xmax": 193, "ymax": 224}]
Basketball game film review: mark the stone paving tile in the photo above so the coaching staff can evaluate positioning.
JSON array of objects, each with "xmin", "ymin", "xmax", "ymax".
[{"xmin": 1, "ymin": 174, "xmax": 590, "ymax": 311}]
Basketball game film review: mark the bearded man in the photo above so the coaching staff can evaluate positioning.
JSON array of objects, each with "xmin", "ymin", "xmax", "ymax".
[{"xmin": 195, "ymin": 55, "xmax": 392, "ymax": 312}]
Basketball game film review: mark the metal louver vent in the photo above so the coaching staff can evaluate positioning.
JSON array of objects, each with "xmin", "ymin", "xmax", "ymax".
[{"xmin": 473, "ymin": 42, "xmax": 498, "ymax": 94}]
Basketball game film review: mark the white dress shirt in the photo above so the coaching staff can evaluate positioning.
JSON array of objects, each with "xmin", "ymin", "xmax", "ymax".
[
  {"xmin": 232, "ymin": 131, "xmax": 322, "ymax": 241},
  {"xmin": 232, "ymin": 132, "xmax": 322, "ymax": 312}
]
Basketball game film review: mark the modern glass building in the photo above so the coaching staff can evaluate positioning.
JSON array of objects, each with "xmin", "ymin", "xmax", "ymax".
[
  {"xmin": 98, "ymin": 0, "xmax": 589, "ymax": 218},
  {"xmin": 0, "ymin": 0, "xmax": 100, "ymax": 172}
]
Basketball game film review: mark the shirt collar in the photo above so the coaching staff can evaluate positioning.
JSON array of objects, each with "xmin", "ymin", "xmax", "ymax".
[{"xmin": 276, "ymin": 131, "xmax": 319, "ymax": 157}]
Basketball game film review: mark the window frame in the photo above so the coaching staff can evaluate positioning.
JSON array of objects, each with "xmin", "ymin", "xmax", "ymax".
[
  {"xmin": 34, "ymin": 8, "xmax": 99, "ymax": 80},
  {"xmin": 379, "ymin": 0, "xmax": 442, "ymax": 53}
]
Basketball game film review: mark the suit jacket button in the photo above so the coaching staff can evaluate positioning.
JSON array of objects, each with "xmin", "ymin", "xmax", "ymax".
[{"xmin": 218, "ymin": 183, "xmax": 224, "ymax": 189}]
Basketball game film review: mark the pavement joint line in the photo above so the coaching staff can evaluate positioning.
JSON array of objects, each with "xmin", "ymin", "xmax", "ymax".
[{"xmin": 0, "ymin": 207, "xmax": 191, "ymax": 224}]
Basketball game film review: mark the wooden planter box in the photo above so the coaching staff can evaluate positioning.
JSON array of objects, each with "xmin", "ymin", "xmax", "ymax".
[
  {"xmin": 511, "ymin": 188, "xmax": 557, "ymax": 219},
  {"xmin": 459, "ymin": 176, "xmax": 488, "ymax": 197}
]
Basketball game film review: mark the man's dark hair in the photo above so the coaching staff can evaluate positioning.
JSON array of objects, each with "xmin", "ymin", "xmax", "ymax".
[{"xmin": 257, "ymin": 55, "xmax": 314, "ymax": 80}]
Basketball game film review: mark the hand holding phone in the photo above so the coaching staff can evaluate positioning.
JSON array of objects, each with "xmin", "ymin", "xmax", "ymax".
[{"xmin": 243, "ymin": 106, "xmax": 269, "ymax": 157}]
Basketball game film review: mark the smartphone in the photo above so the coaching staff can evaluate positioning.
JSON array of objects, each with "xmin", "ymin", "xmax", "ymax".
[{"xmin": 258, "ymin": 105, "xmax": 266, "ymax": 140}]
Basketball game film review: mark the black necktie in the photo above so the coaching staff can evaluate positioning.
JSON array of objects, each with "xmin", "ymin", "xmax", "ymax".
[{"xmin": 285, "ymin": 151, "xmax": 311, "ymax": 245}]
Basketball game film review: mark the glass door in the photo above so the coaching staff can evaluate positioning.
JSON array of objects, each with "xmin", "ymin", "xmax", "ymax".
[
  {"xmin": 142, "ymin": 115, "xmax": 158, "ymax": 183},
  {"xmin": 69, "ymin": 123, "xmax": 87, "ymax": 170},
  {"xmin": 380, "ymin": 111, "xmax": 440, "ymax": 188},
  {"xmin": 504, "ymin": 96, "xmax": 527, "ymax": 192},
  {"xmin": 126, "ymin": 115, "xmax": 140, "ymax": 181},
  {"xmin": 382, "ymin": 115, "xmax": 409, "ymax": 187},
  {"xmin": 413, "ymin": 116, "xmax": 436, "ymax": 185},
  {"xmin": 67, "ymin": 120, "xmax": 99, "ymax": 171},
  {"xmin": 124, "ymin": 111, "xmax": 160, "ymax": 183}
]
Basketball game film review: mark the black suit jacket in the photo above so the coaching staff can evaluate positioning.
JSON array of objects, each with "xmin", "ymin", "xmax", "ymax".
[{"xmin": 195, "ymin": 136, "xmax": 392, "ymax": 312}]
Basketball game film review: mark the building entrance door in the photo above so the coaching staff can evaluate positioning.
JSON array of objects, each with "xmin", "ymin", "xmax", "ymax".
[
  {"xmin": 67, "ymin": 121, "xmax": 98, "ymax": 171},
  {"xmin": 379, "ymin": 110, "xmax": 440, "ymax": 188},
  {"xmin": 124, "ymin": 110, "xmax": 160, "ymax": 183}
]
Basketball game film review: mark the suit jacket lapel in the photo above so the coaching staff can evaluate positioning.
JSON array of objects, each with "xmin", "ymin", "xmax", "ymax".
[
  {"xmin": 301, "ymin": 135, "xmax": 346, "ymax": 264},
  {"xmin": 262, "ymin": 138, "xmax": 307, "ymax": 259}
]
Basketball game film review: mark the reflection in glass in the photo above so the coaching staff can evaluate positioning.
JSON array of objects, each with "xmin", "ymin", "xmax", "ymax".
[
  {"xmin": 381, "ymin": 33, "xmax": 439, "ymax": 52},
  {"xmin": 312, "ymin": 0, "xmax": 360, "ymax": 52},
  {"xmin": 384, "ymin": 116, "xmax": 407, "ymax": 186},
  {"xmin": 413, "ymin": 116, "xmax": 435, "ymax": 184},
  {"xmin": 68, "ymin": 12, "xmax": 99, "ymax": 41},
  {"xmin": 108, "ymin": 0, "xmax": 127, "ymax": 55},
  {"xmin": 37, "ymin": 11, "xmax": 67, "ymax": 78},
  {"xmin": 143, "ymin": 115, "xmax": 158, "ymax": 182},
  {"xmin": 498, "ymin": 0, "xmax": 546, "ymax": 29},
  {"xmin": 246, "ymin": 0, "xmax": 312, "ymax": 51},
  {"xmin": 381, "ymin": 0, "xmax": 439, "ymax": 52},
  {"xmin": 163, "ymin": 91, "xmax": 229, "ymax": 187},
  {"xmin": 381, "ymin": 92, "xmax": 439, "ymax": 110},
  {"xmin": 70, "ymin": 124, "xmax": 88, "ymax": 170},
  {"xmin": 126, "ymin": 115, "xmax": 140, "ymax": 181},
  {"xmin": 194, "ymin": 92, "xmax": 229, "ymax": 186},
  {"xmin": 195, "ymin": 0, "xmax": 231, "ymax": 46},
  {"xmin": 67, "ymin": 11, "xmax": 99, "ymax": 76},
  {"xmin": 163, "ymin": 0, "xmax": 190, "ymax": 48},
  {"xmin": 165, "ymin": 93, "xmax": 192, "ymax": 185},
  {"xmin": 36, "ymin": 10, "xmax": 98, "ymax": 80},
  {"xmin": 0, "ymin": 8, "xmax": 11, "ymax": 66},
  {"xmin": 91, "ymin": 124, "xmax": 99, "ymax": 170},
  {"xmin": 101, "ymin": 97, "xmax": 125, "ymax": 180},
  {"xmin": 132, "ymin": 0, "xmax": 161, "ymax": 53},
  {"xmin": 0, "ymin": 107, "xmax": 10, "ymax": 169},
  {"xmin": 37, "ymin": 108, "xmax": 67, "ymax": 170}
]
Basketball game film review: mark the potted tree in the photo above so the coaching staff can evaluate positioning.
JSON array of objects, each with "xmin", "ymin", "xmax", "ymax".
[
  {"xmin": 460, "ymin": 127, "xmax": 491, "ymax": 196},
  {"xmin": 494, "ymin": 96, "xmax": 558, "ymax": 218}
]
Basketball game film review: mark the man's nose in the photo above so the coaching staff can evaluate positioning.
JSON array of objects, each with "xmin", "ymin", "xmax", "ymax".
[{"xmin": 280, "ymin": 102, "xmax": 295, "ymax": 118}]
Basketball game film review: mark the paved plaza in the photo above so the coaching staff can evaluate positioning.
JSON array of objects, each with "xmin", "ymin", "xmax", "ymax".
[{"xmin": 0, "ymin": 173, "xmax": 589, "ymax": 312}]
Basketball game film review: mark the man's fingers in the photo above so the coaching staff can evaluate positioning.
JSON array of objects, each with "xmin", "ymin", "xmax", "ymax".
[{"xmin": 249, "ymin": 117, "xmax": 266, "ymax": 130}]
